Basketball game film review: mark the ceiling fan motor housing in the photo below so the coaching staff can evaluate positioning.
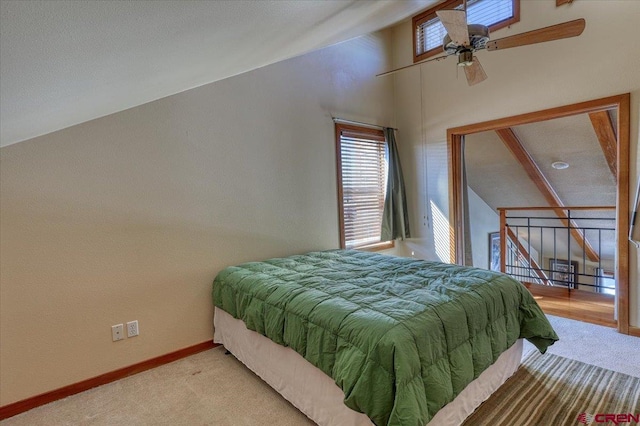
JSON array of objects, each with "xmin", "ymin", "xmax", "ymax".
[
  {"xmin": 457, "ymin": 50, "xmax": 474, "ymax": 67},
  {"xmin": 443, "ymin": 24, "xmax": 490, "ymax": 54}
]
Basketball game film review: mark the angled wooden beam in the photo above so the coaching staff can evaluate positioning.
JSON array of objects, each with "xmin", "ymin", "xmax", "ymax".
[
  {"xmin": 506, "ymin": 227, "xmax": 553, "ymax": 286},
  {"xmin": 588, "ymin": 111, "xmax": 617, "ymax": 178},
  {"xmin": 495, "ymin": 127, "xmax": 600, "ymax": 262},
  {"xmin": 556, "ymin": 0, "xmax": 573, "ymax": 6}
]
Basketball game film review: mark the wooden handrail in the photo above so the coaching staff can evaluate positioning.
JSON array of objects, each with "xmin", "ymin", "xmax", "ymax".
[{"xmin": 497, "ymin": 206, "xmax": 615, "ymax": 211}]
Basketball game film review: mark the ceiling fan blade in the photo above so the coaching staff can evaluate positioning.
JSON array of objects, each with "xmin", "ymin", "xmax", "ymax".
[
  {"xmin": 464, "ymin": 58, "xmax": 487, "ymax": 86},
  {"xmin": 436, "ymin": 9, "xmax": 470, "ymax": 46},
  {"xmin": 376, "ymin": 54, "xmax": 449, "ymax": 77},
  {"xmin": 486, "ymin": 18, "xmax": 585, "ymax": 51}
]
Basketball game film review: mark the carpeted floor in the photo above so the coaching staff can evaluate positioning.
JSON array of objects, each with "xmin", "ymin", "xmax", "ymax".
[
  {"xmin": 523, "ymin": 315, "xmax": 640, "ymax": 378},
  {"xmin": 2, "ymin": 345, "xmax": 315, "ymax": 426},
  {"xmin": 2, "ymin": 315, "xmax": 639, "ymax": 425}
]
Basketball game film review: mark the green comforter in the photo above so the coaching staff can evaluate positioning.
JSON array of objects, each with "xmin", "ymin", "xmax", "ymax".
[{"xmin": 212, "ymin": 250, "xmax": 558, "ymax": 425}]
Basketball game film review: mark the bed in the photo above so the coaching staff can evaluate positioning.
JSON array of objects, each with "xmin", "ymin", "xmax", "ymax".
[{"xmin": 212, "ymin": 250, "xmax": 558, "ymax": 425}]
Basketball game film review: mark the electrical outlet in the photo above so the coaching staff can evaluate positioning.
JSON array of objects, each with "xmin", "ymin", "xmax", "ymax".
[
  {"xmin": 112, "ymin": 324, "xmax": 124, "ymax": 341},
  {"xmin": 127, "ymin": 320, "xmax": 139, "ymax": 337}
]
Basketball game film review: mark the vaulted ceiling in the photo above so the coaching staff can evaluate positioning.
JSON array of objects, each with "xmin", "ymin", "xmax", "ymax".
[
  {"xmin": 0, "ymin": 0, "xmax": 435, "ymax": 147},
  {"xmin": 0, "ymin": 1, "xmax": 623, "ymax": 261},
  {"xmin": 466, "ymin": 112, "xmax": 617, "ymax": 210},
  {"xmin": 465, "ymin": 110, "xmax": 618, "ymax": 261}
]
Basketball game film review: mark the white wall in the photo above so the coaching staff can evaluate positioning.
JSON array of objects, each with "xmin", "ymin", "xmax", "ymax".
[
  {"xmin": 468, "ymin": 187, "xmax": 499, "ymax": 270},
  {"xmin": 390, "ymin": 0, "xmax": 640, "ymax": 326},
  {"xmin": 0, "ymin": 31, "xmax": 395, "ymax": 405}
]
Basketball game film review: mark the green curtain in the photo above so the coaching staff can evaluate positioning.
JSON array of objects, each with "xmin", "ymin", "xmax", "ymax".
[{"xmin": 381, "ymin": 128, "xmax": 410, "ymax": 241}]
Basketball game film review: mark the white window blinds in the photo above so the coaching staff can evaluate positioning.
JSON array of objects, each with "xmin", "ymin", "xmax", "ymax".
[{"xmin": 336, "ymin": 125, "xmax": 387, "ymax": 249}]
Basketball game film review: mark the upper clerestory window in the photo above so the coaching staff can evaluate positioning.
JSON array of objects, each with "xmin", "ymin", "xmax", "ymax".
[{"xmin": 413, "ymin": 0, "xmax": 520, "ymax": 63}]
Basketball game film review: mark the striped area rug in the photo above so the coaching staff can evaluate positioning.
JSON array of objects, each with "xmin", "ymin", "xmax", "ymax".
[{"xmin": 463, "ymin": 351, "xmax": 640, "ymax": 426}]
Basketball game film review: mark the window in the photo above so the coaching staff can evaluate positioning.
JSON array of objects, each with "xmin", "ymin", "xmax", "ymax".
[
  {"xmin": 413, "ymin": 0, "xmax": 520, "ymax": 63},
  {"xmin": 335, "ymin": 123, "xmax": 391, "ymax": 250}
]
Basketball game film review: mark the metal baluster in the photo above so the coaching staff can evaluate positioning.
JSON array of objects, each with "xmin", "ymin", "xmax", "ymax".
[
  {"xmin": 582, "ymin": 227, "xmax": 586, "ymax": 288},
  {"xmin": 598, "ymin": 229, "xmax": 602, "ymax": 293},
  {"xmin": 527, "ymin": 217, "xmax": 532, "ymax": 281},
  {"xmin": 553, "ymin": 227, "xmax": 557, "ymax": 286},
  {"xmin": 567, "ymin": 209, "xmax": 572, "ymax": 290},
  {"xmin": 540, "ymin": 225, "xmax": 544, "ymax": 285}
]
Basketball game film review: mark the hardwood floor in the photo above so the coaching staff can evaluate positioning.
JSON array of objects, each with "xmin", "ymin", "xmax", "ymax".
[{"xmin": 524, "ymin": 283, "xmax": 616, "ymax": 328}]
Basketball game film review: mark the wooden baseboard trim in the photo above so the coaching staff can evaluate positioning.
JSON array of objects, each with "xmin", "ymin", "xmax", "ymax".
[
  {"xmin": 629, "ymin": 326, "xmax": 640, "ymax": 337},
  {"xmin": 0, "ymin": 340, "xmax": 218, "ymax": 420}
]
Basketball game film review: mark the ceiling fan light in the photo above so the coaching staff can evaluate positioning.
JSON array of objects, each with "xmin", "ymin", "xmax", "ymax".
[{"xmin": 458, "ymin": 50, "xmax": 473, "ymax": 67}]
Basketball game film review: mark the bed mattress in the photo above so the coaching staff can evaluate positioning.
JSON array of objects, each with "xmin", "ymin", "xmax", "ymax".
[
  {"xmin": 212, "ymin": 250, "xmax": 557, "ymax": 425},
  {"xmin": 214, "ymin": 307, "xmax": 524, "ymax": 426}
]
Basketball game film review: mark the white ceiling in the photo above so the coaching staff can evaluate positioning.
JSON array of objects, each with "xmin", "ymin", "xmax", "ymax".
[{"xmin": 0, "ymin": 0, "xmax": 434, "ymax": 147}]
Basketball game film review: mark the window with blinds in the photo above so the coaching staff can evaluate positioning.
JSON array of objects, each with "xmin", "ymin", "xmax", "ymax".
[
  {"xmin": 413, "ymin": 0, "xmax": 519, "ymax": 62},
  {"xmin": 335, "ymin": 124, "xmax": 389, "ymax": 250}
]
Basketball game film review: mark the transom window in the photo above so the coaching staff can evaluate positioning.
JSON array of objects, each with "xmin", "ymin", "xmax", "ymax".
[
  {"xmin": 413, "ymin": 0, "xmax": 519, "ymax": 62},
  {"xmin": 335, "ymin": 123, "xmax": 390, "ymax": 250}
]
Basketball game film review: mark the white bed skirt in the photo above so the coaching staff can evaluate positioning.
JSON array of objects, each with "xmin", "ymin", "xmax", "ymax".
[{"xmin": 213, "ymin": 307, "xmax": 523, "ymax": 426}]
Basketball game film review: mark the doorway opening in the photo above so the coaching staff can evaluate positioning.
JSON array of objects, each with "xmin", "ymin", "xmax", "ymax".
[{"xmin": 447, "ymin": 94, "xmax": 630, "ymax": 333}]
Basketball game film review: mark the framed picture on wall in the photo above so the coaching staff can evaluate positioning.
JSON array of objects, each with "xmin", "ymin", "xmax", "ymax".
[
  {"xmin": 489, "ymin": 232, "xmax": 500, "ymax": 271},
  {"xmin": 549, "ymin": 258, "xmax": 578, "ymax": 288}
]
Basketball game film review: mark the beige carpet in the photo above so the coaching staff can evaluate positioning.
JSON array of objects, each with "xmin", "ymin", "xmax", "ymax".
[
  {"xmin": 523, "ymin": 315, "xmax": 640, "ymax": 378},
  {"xmin": 2, "ymin": 315, "xmax": 639, "ymax": 425},
  {"xmin": 1, "ymin": 347, "xmax": 315, "ymax": 426},
  {"xmin": 463, "ymin": 351, "xmax": 640, "ymax": 426}
]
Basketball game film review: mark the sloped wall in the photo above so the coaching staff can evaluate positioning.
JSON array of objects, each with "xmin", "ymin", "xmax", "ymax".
[{"xmin": 0, "ymin": 31, "xmax": 395, "ymax": 405}]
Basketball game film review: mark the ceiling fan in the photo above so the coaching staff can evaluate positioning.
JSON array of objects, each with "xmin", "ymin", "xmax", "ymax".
[{"xmin": 378, "ymin": 2, "xmax": 585, "ymax": 85}]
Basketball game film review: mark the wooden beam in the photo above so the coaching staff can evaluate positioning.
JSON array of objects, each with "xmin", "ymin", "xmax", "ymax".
[
  {"xmin": 556, "ymin": 0, "xmax": 573, "ymax": 6},
  {"xmin": 495, "ymin": 127, "xmax": 600, "ymax": 262},
  {"xmin": 588, "ymin": 111, "xmax": 617, "ymax": 178}
]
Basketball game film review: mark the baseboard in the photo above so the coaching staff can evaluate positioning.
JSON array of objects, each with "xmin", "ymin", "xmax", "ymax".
[
  {"xmin": 0, "ymin": 340, "xmax": 218, "ymax": 420},
  {"xmin": 629, "ymin": 326, "xmax": 640, "ymax": 337}
]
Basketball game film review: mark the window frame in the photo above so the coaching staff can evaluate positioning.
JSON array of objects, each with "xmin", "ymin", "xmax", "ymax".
[
  {"xmin": 335, "ymin": 123, "xmax": 394, "ymax": 251},
  {"xmin": 412, "ymin": 0, "xmax": 520, "ymax": 63}
]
